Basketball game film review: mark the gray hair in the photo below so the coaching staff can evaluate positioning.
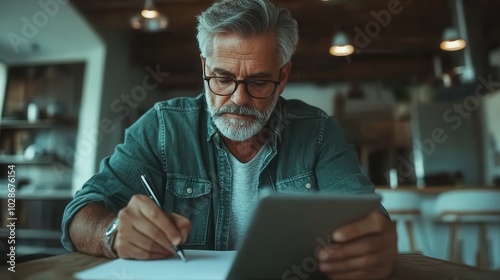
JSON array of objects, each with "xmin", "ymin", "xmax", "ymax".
[{"xmin": 196, "ymin": 0, "xmax": 299, "ymax": 66}]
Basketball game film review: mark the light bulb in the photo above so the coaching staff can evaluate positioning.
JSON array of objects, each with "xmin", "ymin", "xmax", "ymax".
[
  {"xmin": 329, "ymin": 45, "xmax": 354, "ymax": 56},
  {"xmin": 440, "ymin": 39, "xmax": 466, "ymax": 51},
  {"xmin": 141, "ymin": 9, "xmax": 158, "ymax": 19}
]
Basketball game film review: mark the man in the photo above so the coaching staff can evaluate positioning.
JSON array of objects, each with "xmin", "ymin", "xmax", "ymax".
[{"xmin": 61, "ymin": 0, "xmax": 397, "ymax": 279}]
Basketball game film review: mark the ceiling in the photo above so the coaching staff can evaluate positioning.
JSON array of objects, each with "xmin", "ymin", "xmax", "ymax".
[
  {"xmin": 0, "ymin": 1, "xmax": 103, "ymax": 64},
  {"xmin": 71, "ymin": 0, "xmax": 500, "ymax": 87}
]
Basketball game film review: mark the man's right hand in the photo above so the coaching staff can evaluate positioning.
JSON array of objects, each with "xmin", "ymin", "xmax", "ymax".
[{"xmin": 113, "ymin": 194, "xmax": 192, "ymax": 259}]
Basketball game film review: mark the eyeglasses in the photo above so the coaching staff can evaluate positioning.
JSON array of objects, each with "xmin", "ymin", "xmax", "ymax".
[{"xmin": 203, "ymin": 59, "xmax": 282, "ymax": 99}]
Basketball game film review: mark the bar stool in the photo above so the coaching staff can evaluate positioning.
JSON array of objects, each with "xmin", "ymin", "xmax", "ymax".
[
  {"xmin": 435, "ymin": 189, "xmax": 500, "ymax": 269},
  {"xmin": 377, "ymin": 189, "xmax": 424, "ymax": 253}
]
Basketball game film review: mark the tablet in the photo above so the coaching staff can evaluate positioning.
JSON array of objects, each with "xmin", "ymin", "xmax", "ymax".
[{"xmin": 226, "ymin": 192, "xmax": 381, "ymax": 280}]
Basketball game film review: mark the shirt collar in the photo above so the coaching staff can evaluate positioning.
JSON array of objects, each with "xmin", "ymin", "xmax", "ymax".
[{"xmin": 205, "ymin": 97, "xmax": 218, "ymax": 142}]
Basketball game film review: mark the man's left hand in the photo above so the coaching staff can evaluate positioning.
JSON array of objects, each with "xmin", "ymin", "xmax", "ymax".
[{"xmin": 317, "ymin": 211, "xmax": 398, "ymax": 279}]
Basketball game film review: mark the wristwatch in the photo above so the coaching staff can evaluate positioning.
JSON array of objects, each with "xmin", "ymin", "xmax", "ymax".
[{"xmin": 104, "ymin": 218, "xmax": 119, "ymax": 258}]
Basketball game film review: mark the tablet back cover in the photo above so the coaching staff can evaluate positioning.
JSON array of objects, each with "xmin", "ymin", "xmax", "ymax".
[{"xmin": 227, "ymin": 193, "xmax": 381, "ymax": 280}]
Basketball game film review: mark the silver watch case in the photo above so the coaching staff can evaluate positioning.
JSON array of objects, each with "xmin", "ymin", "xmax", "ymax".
[{"xmin": 104, "ymin": 218, "xmax": 119, "ymax": 258}]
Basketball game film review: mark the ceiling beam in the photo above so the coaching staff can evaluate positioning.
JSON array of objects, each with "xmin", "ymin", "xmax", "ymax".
[{"xmin": 70, "ymin": 0, "xmax": 500, "ymax": 86}]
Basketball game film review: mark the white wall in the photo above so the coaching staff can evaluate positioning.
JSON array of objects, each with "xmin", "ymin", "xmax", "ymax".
[
  {"xmin": 282, "ymin": 83, "xmax": 342, "ymax": 115},
  {"xmin": 72, "ymin": 47, "xmax": 106, "ymax": 195},
  {"xmin": 0, "ymin": 0, "xmax": 95, "ymax": 62},
  {"xmin": 485, "ymin": 94, "xmax": 500, "ymax": 152},
  {"xmin": 0, "ymin": 62, "xmax": 7, "ymax": 118},
  {"xmin": 482, "ymin": 48, "xmax": 500, "ymax": 185},
  {"xmin": 483, "ymin": 92, "xmax": 500, "ymax": 185},
  {"xmin": 282, "ymin": 82, "xmax": 396, "ymax": 116},
  {"xmin": 490, "ymin": 47, "xmax": 500, "ymax": 68},
  {"xmin": 0, "ymin": 0, "xmax": 106, "ymax": 194}
]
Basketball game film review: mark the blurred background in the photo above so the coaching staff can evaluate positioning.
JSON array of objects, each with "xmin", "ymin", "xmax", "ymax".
[{"xmin": 0, "ymin": 0, "xmax": 499, "ymax": 270}]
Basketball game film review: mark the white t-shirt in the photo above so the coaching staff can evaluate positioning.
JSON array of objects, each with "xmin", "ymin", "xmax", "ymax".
[{"xmin": 223, "ymin": 143, "xmax": 271, "ymax": 249}]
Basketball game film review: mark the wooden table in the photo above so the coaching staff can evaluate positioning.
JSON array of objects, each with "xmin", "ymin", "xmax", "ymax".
[
  {"xmin": 375, "ymin": 186, "xmax": 500, "ymax": 194},
  {"xmin": 1, "ymin": 253, "xmax": 499, "ymax": 280}
]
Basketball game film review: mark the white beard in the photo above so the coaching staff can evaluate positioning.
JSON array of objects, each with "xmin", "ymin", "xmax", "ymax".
[{"xmin": 205, "ymin": 90, "xmax": 280, "ymax": 142}]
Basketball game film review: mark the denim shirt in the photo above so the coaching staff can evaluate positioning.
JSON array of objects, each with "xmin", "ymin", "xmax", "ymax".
[{"xmin": 61, "ymin": 94, "xmax": 378, "ymax": 252}]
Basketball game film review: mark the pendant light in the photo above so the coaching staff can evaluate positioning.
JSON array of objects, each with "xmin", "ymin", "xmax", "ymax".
[
  {"xmin": 130, "ymin": 0, "xmax": 168, "ymax": 32},
  {"xmin": 329, "ymin": 31, "xmax": 354, "ymax": 56},
  {"xmin": 440, "ymin": 27, "xmax": 466, "ymax": 51}
]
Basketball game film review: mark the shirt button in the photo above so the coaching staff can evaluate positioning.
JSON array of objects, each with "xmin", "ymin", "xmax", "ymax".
[
  {"xmin": 305, "ymin": 183, "xmax": 312, "ymax": 189},
  {"xmin": 186, "ymin": 188, "xmax": 193, "ymax": 194}
]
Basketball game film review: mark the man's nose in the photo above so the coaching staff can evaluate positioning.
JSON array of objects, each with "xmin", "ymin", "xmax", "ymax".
[{"xmin": 231, "ymin": 82, "xmax": 251, "ymax": 106}]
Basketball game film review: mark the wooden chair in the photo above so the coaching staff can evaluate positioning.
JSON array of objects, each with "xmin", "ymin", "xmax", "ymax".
[
  {"xmin": 434, "ymin": 189, "xmax": 500, "ymax": 269},
  {"xmin": 377, "ymin": 189, "xmax": 424, "ymax": 253}
]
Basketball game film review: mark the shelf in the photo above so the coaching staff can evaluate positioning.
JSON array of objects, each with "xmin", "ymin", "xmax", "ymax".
[
  {"xmin": 0, "ymin": 118, "xmax": 78, "ymax": 129},
  {"xmin": 0, "ymin": 185, "xmax": 72, "ymax": 200},
  {"xmin": 0, "ymin": 154, "xmax": 55, "ymax": 164},
  {"xmin": 0, "ymin": 228, "xmax": 62, "ymax": 240},
  {"xmin": 16, "ymin": 245, "xmax": 68, "ymax": 257}
]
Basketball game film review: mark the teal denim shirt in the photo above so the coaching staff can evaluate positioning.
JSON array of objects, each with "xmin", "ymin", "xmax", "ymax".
[{"xmin": 61, "ymin": 94, "xmax": 379, "ymax": 252}]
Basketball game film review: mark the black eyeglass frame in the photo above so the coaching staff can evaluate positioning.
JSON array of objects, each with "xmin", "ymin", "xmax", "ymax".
[{"xmin": 202, "ymin": 58, "xmax": 282, "ymax": 100}]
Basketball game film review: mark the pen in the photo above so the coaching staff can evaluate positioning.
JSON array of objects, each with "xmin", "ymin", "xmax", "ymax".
[{"xmin": 140, "ymin": 174, "xmax": 187, "ymax": 263}]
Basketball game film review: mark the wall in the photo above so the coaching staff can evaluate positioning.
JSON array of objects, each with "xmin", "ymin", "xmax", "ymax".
[
  {"xmin": 93, "ymin": 29, "xmax": 202, "ymax": 167},
  {"xmin": 0, "ymin": 0, "xmax": 106, "ymax": 193},
  {"xmin": 282, "ymin": 82, "xmax": 395, "ymax": 116},
  {"xmin": 490, "ymin": 47, "xmax": 500, "ymax": 69},
  {"xmin": 282, "ymin": 83, "xmax": 340, "ymax": 115},
  {"xmin": 413, "ymin": 101, "xmax": 482, "ymax": 186},
  {"xmin": 92, "ymin": 30, "xmax": 137, "ymax": 168},
  {"xmin": 0, "ymin": 62, "xmax": 6, "ymax": 117},
  {"xmin": 484, "ymin": 92, "xmax": 500, "ymax": 185},
  {"xmin": 486, "ymin": 48, "xmax": 500, "ymax": 185}
]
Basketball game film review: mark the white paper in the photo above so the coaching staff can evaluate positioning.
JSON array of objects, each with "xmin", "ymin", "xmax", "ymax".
[{"xmin": 74, "ymin": 250, "xmax": 237, "ymax": 280}]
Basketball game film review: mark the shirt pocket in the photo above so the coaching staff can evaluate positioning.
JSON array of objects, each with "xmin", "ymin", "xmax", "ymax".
[
  {"xmin": 275, "ymin": 171, "xmax": 318, "ymax": 193},
  {"xmin": 164, "ymin": 174, "xmax": 212, "ymax": 246}
]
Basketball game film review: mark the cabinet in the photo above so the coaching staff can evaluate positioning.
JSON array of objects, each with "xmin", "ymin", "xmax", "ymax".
[{"xmin": 0, "ymin": 63, "xmax": 85, "ymax": 257}]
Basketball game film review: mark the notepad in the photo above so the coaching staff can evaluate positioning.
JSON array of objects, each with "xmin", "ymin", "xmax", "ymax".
[{"xmin": 75, "ymin": 250, "xmax": 236, "ymax": 280}]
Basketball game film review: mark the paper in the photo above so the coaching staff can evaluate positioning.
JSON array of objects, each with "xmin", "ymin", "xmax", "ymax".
[{"xmin": 75, "ymin": 250, "xmax": 237, "ymax": 280}]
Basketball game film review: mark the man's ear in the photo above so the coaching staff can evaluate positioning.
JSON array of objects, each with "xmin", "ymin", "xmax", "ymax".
[{"xmin": 278, "ymin": 61, "xmax": 292, "ymax": 95}]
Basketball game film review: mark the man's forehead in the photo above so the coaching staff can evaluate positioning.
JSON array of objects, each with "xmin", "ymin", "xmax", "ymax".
[{"xmin": 207, "ymin": 33, "xmax": 279, "ymax": 66}]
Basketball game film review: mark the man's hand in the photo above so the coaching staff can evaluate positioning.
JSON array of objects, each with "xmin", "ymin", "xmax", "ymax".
[
  {"xmin": 317, "ymin": 211, "xmax": 397, "ymax": 279},
  {"xmin": 113, "ymin": 194, "xmax": 192, "ymax": 260}
]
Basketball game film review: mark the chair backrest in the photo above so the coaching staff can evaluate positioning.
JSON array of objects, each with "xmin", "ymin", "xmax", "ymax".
[{"xmin": 435, "ymin": 189, "xmax": 500, "ymax": 223}]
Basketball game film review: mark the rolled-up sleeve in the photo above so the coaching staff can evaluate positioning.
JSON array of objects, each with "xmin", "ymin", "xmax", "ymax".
[{"xmin": 61, "ymin": 107, "xmax": 166, "ymax": 251}]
